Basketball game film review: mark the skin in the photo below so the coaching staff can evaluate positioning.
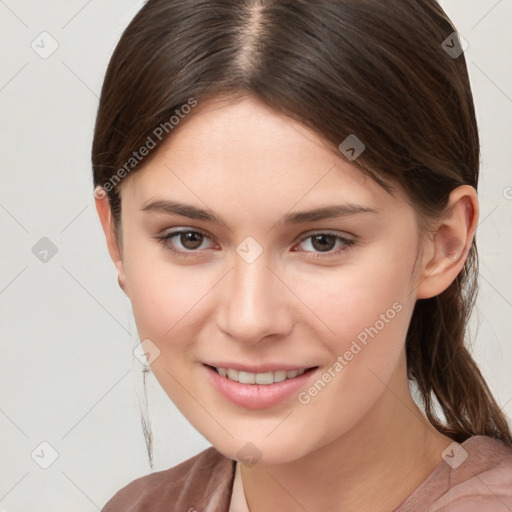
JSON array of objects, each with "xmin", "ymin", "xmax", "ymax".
[{"xmin": 95, "ymin": 94, "xmax": 479, "ymax": 511}]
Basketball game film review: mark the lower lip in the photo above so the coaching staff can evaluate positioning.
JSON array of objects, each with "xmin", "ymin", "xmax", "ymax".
[{"xmin": 203, "ymin": 364, "xmax": 319, "ymax": 410}]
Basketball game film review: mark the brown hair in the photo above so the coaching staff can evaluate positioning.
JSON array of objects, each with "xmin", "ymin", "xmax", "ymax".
[{"xmin": 92, "ymin": 0, "xmax": 512, "ymax": 465}]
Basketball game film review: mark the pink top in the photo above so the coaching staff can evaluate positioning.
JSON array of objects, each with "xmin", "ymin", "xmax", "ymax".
[{"xmin": 102, "ymin": 435, "xmax": 512, "ymax": 511}]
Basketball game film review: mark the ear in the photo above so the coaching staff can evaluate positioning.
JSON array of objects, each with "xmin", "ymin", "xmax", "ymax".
[
  {"xmin": 94, "ymin": 186, "xmax": 128, "ymax": 296},
  {"xmin": 415, "ymin": 185, "xmax": 479, "ymax": 300}
]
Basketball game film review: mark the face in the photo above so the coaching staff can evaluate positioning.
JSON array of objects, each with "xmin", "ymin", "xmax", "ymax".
[{"xmin": 113, "ymin": 95, "xmax": 425, "ymax": 465}]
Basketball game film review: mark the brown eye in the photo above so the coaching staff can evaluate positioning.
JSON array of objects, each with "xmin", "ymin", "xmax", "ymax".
[
  {"xmin": 157, "ymin": 229, "xmax": 214, "ymax": 257},
  {"xmin": 179, "ymin": 231, "xmax": 204, "ymax": 250},
  {"xmin": 310, "ymin": 234, "xmax": 337, "ymax": 252},
  {"xmin": 295, "ymin": 232, "xmax": 355, "ymax": 259}
]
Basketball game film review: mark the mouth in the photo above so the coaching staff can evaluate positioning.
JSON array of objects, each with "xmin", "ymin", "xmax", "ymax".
[
  {"xmin": 203, "ymin": 363, "xmax": 320, "ymax": 409},
  {"xmin": 205, "ymin": 364, "xmax": 318, "ymax": 385}
]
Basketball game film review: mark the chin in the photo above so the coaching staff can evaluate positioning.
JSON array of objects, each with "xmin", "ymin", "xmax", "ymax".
[{"xmin": 205, "ymin": 431, "xmax": 315, "ymax": 467}]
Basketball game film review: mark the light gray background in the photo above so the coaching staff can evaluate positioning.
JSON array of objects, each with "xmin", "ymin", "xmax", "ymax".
[{"xmin": 1, "ymin": 1, "xmax": 511, "ymax": 511}]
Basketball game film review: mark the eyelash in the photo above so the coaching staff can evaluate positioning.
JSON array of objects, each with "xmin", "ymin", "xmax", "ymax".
[{"xmin": 156, "ymin": 229, "xmax": 355, "ymax": 259}]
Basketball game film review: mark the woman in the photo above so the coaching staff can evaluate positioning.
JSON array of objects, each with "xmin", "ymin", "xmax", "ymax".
[{"xmin": 92, "ymin": 0, "xmax": 512, "ymax": 510}]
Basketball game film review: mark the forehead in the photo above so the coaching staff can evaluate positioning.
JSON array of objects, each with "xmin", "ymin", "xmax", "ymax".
[{"xmin": 121, "ymin": 95, "xmax": 407, "ymax": 220}]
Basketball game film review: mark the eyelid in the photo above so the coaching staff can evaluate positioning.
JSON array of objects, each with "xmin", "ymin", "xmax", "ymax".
[{"xmin": 294, "ymin": 228, "xmax": 355, "ymax": 243}]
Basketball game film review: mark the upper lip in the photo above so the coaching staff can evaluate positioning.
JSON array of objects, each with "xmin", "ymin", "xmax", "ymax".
[{"xmin": 204, "ymin": 362, "xmax": 318, "ymax": 373}]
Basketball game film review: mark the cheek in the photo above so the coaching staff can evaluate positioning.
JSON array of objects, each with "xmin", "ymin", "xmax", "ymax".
[
  {"xmin": 123, "ymin": 252, "xmax": 210, "ymax": 404},
  {"xmin": 289, "ymin": 254, "xmax": 415, "ymax": 396},
  {"xmin": 127, "ymin": 265, "xmax": 209, "ymax": 341},
  {"xmin": 291, "ymin": 266, "xmax": 413, "ymax": 437},
  {"xmin": 122, "ymin": 236, "xmax": 205, "ymax": 339},
  {"xmin": 294, "ymin": 254, "xmax": 412, "ymax": 340}
]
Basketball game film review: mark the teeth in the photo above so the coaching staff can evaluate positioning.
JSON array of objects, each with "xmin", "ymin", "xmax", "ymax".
[
  {"xmin": 227, "ymin": 368, "xmax": 239, "ymax": 381},
  {"xmin": 273, "ymin": 370, "xmax": 287, "ymax": 383},
  {"xmin": 238, "ymin": 371, "xmax": 255, "ymax": 384},
  {"xmin": 215, "ymin": 367, "xmax": 307, "ymax": 385}
]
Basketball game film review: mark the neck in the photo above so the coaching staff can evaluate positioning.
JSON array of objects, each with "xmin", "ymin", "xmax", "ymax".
[{"xmin": 240, "ymin": 359, "xmax": 453, "ymax": 512}]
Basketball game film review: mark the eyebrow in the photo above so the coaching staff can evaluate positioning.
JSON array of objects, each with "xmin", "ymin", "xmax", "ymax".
[{"xmin": 140, "ymin": 199, "xmax": 379, "ymax": 226}]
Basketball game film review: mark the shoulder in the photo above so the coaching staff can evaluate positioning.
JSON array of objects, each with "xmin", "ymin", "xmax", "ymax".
[
  {"xmin": 400, "ymin": 435, "xmax": 512, "ymax": 512},
  {"xmin": 101, "ymin": 446, "xmax": 235, "ymax": 512},
  {"xmin": 439, "ymin": 435, "xmax": 512, "ymax": 511}
]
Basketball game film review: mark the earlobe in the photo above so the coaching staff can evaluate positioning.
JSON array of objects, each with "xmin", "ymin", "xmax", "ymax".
[
  {"xmin": 415, "ymin": 185, "xmax": 479, "ymax": 300},
  {"xmin": 94, "ymin": 186, "xmax": 128, "ymax": 295}
]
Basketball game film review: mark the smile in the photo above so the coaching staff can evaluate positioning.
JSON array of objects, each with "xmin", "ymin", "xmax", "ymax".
[
  {"xmin": 203, "ymin": 364, "xmax": 320, "ymax": 409},
  {"xmin": 214, "ymin": 366, "xmax": 309, "ymax": 385}
]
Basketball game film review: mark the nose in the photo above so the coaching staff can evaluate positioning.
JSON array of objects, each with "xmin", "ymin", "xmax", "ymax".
[{"xmin": 216, "ymin": 253, "xmax": 293, "ymax": 345}]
